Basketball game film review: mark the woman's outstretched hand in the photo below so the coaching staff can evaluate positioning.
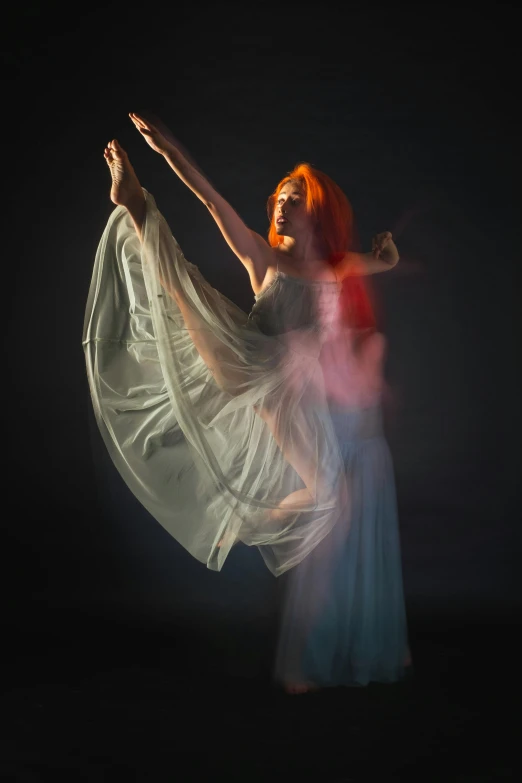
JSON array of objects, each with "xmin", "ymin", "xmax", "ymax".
[
  {"xmin": 129, "ymin": 113, "xmax": 174, "ymax": 156},
  {"xmin": 372, "ymin": 231, "xmax": 399, "ymax": 265}
]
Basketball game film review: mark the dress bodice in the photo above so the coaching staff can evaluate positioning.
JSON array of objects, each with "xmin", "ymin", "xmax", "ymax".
[{"xmin": 248, "ymin": 271, "xmax": 342, "ymax": 336}]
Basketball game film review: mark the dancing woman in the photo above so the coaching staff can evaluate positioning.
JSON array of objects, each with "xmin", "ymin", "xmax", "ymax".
[{"xmin": 83, "ymin": 114, "xmax": 400, "ymax": 581}]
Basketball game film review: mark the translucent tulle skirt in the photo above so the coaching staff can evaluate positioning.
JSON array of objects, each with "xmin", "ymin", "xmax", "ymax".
[
  {"xmin": 275, "ymin": 405, "xmax": 410, "ymax": 686},
  {"xmin": 83, "ymin": 192, "xmax": 348, "ymax": 575}
]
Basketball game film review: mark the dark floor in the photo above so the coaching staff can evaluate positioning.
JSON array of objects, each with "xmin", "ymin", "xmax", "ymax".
[{"xmin": 1, "ymin": 601, "xmax": 519, "ymax": 782}]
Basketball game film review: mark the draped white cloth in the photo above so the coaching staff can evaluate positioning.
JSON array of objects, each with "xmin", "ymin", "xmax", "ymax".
[{"xmin": 83, "ymin": 191, "xmax": 348, "ymax": 575}]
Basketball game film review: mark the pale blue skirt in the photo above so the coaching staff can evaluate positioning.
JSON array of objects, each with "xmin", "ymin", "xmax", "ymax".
[{"xmin": 275, "ymin": 405, "xmax": 410, "ymax": 687}]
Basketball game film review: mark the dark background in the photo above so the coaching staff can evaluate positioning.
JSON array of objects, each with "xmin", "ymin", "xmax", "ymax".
[{"xmin": 2, "ymin": 3, "xmax": 520, "ymax": 780}]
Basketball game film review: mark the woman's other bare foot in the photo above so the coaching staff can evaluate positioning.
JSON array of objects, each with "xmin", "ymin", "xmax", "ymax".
[{"xmin": 269, "ymin": 488, "xmax": 314, "ymax": 524}]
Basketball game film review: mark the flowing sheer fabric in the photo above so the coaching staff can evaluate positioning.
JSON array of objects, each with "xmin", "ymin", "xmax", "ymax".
[{"xmin": 83, "ymin": 191, "xmax": 348, "ymax": 575}]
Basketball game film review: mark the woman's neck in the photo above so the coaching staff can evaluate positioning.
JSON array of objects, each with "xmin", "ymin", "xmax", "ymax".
[{"xmin": 278, "ymin": 233, "xmax": 329, "ymax": 270}]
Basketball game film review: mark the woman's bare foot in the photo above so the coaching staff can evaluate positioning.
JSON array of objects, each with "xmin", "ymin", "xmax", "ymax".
[
  {"xmin": 104, "ymin": 139, "xmax": 145, "ymax": 236},
  {"xmin": 104, "ymin": 139, "xmax": 144, "ymax": 208},
  {"xmin": 284, "ymin": 682, "xmax": 319, "ymax": 695}
]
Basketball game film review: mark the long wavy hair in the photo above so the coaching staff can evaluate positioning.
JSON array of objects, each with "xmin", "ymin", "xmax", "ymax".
[{"xmin": 267, "ymin": 163, "xmax": 376, "ymax": 331}]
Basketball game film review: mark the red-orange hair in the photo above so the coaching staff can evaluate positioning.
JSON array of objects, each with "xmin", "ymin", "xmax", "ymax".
[
  {"xmin": 267, "ymin": 163, "xmax": 355, "ymax": 261},
  {"xmin": 268, "ymin": 163, "xmax": 376, "ymax": 330}
]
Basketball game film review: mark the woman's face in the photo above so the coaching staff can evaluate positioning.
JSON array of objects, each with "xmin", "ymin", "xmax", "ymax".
[{"xmin": 274, "ymin": 182, "xmax": 314, "ymax": 239}]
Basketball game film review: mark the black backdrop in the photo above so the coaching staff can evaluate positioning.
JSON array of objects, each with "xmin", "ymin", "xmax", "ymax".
[{"xmin": 4, "ymin": 3, "xmax": 520, "ymax": 636}]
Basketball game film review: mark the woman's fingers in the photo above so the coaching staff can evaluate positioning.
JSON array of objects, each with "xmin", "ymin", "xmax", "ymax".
[
  {"xmin": 129, "ymin": 113, "xmax": 147, "ymax": 129},
  {"xmin": 129, "ymin": 113, "xmax": 166, "ymax": 148},
  {"xmin": 130, "ymin": 112, "xmax": 159, "ymax": 134},
  {"xmin": 376, "ymin": 231, "xmax": 392, "ymax": 251},
  {"xmin": 129, "ymin": 116, "xmax": 153, "ymax": 137},
  {"xmin": 371, "ymin": 231, "xmax": 392, "ymax": 257}
]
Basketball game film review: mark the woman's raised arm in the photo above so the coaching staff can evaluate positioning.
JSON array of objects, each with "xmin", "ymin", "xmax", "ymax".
[{"xmin": 130, "ymin": 113, "xmax": 270, "ymax": 291}]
